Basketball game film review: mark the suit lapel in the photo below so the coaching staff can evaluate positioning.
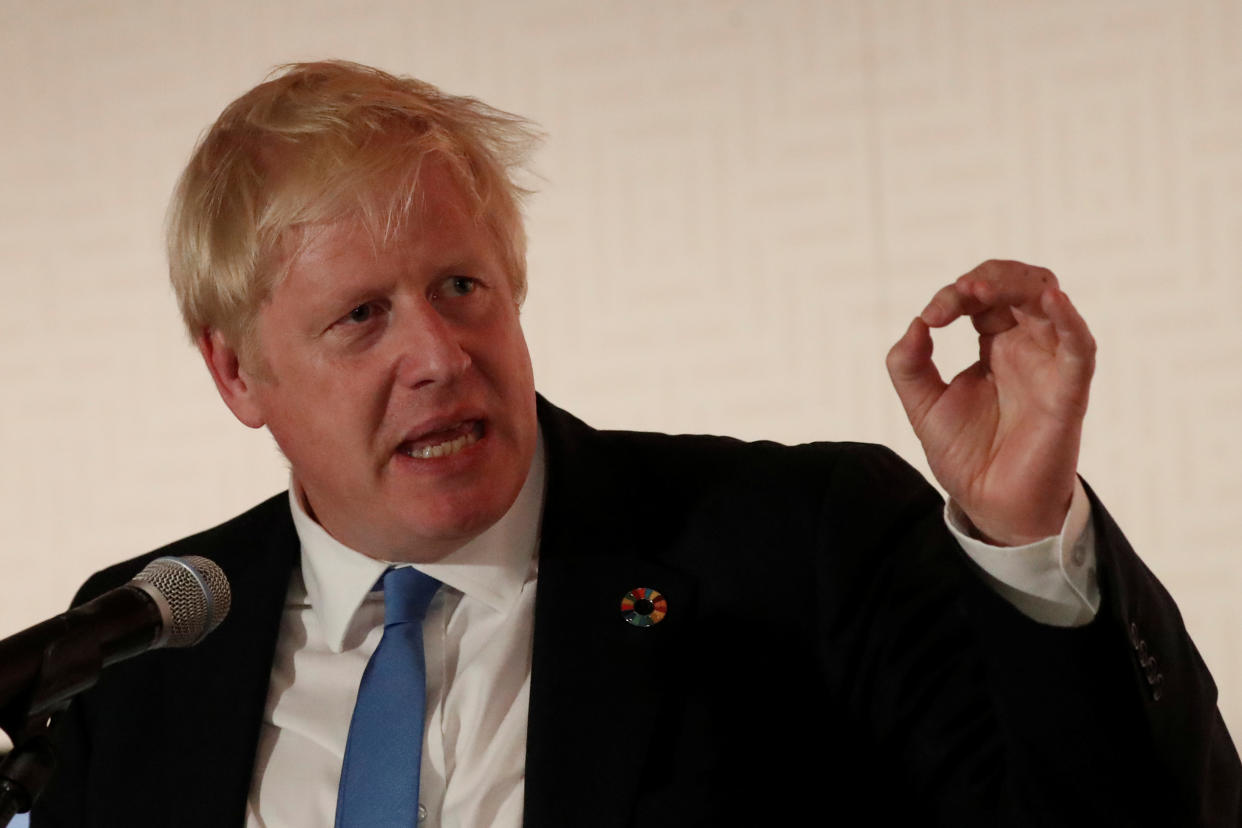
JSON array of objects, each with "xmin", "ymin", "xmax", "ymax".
[{"xmin": 524, "ymin": 399, "xmax": 697, "ymax": 827}]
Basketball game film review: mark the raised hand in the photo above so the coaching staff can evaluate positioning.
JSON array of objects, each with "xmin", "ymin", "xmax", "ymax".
[{"xmin": 885, "ymin": 260, "xmax": 1096, "ymax": 546}]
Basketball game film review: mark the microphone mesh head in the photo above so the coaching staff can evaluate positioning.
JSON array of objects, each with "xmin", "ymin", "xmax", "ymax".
[{"xmin": 132, "ymin": 556, "xmax": 232, "ymax": 647}]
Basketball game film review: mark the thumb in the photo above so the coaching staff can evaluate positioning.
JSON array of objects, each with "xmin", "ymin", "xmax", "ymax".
[{"xmin": 886, "ymin": 317, "xmax": 947, "ymax": 430}]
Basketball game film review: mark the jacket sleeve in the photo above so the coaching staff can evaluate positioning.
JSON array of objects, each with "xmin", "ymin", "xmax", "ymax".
[{"xmin": 813, "ymin": 445, "xmax": 1240, "ymax": 827}]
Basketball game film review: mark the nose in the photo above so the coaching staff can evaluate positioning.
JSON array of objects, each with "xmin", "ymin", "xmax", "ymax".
[{"xmin": 392, "ymin": 303, "xmax": 472, "ymax": 390}]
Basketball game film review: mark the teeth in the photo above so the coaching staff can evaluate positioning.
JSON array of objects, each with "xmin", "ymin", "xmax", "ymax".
[{"xmin": 404, "ymin": 426, "xmax": 479, "ymax": 459}]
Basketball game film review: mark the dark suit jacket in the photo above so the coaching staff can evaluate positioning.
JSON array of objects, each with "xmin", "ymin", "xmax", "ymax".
[{"xmin": 31, "ymin": 399, "xmax": 1242, "ymax": 826}]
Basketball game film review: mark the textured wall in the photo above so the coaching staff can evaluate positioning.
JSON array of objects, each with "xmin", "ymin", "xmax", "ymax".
[{"xmin": 1, "ymin": 0, "xmax": 1239, "ymax": 739}]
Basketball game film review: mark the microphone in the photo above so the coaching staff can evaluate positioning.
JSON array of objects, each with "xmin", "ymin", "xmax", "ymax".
[{"xmin": 0, "ymin": 556, "xmax": 231, "ymax": 735}]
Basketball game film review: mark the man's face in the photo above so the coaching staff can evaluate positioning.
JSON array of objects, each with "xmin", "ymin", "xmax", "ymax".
[{"xmin": 217, "ymin": 163, "xmax": 537, "ymax": 561}]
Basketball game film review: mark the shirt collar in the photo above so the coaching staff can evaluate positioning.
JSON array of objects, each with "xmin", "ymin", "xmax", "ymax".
[{"xmin": 290, "ymin": 429, "xmax": 546, "ymax": 653}]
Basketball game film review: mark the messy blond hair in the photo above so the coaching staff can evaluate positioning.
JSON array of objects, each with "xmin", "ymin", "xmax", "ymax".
[{"xmin": 167, "ymin": 60, "xmax": 541, "ymax": 358}]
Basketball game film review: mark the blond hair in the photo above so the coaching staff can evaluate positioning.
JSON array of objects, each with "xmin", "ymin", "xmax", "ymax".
[{"xmin": 167, "ymin": 60, "xmax": 541, "ymax": 358}]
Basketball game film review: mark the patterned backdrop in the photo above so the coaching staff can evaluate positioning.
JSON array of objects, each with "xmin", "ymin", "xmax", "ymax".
[{"xmin": 1, "ymin": 0, "xmax": 1239, "ymax": 739}]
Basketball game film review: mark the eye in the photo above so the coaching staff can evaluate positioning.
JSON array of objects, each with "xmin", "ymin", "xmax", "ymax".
[
  {"xmin": 436, "ymin": 276, "xmax": 478, "ymax": 299},
  {"xmin": 339, "ymin": 301, "xmax": 386, "ymax": 327}
]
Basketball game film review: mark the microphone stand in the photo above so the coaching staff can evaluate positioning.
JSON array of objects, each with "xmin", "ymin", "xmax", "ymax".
[{"xmin": 0, "ymin": 620, "xmax": 106, "ymax": 826}]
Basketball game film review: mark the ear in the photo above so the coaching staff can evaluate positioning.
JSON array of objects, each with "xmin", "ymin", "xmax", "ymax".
[{"xmin": 197, "ymin": 328, "xmax": 267, "ymax": 429}]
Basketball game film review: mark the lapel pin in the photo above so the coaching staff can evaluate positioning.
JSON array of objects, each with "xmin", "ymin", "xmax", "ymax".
[{"xmin": 621, "ymin": 587, "xmax": 667, "ymax": 627}]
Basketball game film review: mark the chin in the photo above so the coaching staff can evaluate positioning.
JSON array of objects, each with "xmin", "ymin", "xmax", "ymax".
[
  {"xmin": 377, "ymin": 446, "xmax": 533, "ymax": 558},
  {"xmin": 388, "ymin": 498, "xmax": 510, "ymax": 552},
  {"xmin": 431, "ymin": 499, "xmax": 510, "ymax": 538}
]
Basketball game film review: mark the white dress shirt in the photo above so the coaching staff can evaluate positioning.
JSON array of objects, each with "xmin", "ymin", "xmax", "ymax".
[
  {"xmin": 245, "ymin": 433, "xmax": 1098, "ymax": 827},
  {"xmin": 244, "ymin": 439, "xmax": 544, "ymax": 828}
]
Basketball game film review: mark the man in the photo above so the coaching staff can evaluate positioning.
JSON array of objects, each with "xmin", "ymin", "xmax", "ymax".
[{"xmin": 33, "ymin": 60, "xmax": 1240, "ymax": 826}]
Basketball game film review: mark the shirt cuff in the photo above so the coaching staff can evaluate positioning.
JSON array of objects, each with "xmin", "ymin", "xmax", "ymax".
[{"xmin": 944, "ymin": 479, "xmax": 1100, "ymax": 627}]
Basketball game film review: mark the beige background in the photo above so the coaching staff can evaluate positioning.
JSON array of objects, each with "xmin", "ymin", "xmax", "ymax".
[{"xmin": 1, "ymin": 0, "xmax": 1239, "ymax": 740}]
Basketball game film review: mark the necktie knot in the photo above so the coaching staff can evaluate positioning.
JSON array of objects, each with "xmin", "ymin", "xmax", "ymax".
[{"xmin": 382, "ymin": 566, "xmax": 441, "ymax": 626}]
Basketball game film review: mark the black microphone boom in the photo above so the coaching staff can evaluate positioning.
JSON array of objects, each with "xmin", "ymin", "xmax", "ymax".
[{"xmin": 0, "ymin": 556, "xmax": 231, "ymax": 737}]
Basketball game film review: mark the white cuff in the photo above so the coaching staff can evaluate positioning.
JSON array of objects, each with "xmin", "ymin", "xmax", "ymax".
[{"xmin": 944, "ymin": 479, "xmax": 1100, "ymax": 627}]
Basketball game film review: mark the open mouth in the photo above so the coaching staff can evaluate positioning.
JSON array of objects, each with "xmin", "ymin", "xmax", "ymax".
[{"xmin": 398, "ymin": 420, "xmax": 484, "ymax": 459}]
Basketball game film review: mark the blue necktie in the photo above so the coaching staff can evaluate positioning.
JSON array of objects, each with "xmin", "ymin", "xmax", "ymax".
[{"xmin": 335, "ymin": 567, "xmax": 441, "ymax": 827}]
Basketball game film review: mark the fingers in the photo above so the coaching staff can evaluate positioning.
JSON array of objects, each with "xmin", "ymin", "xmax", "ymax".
[
  {"xmin": 921, "ymin": 260, "xmax": 1059, "ymax": 329},
  {"xmin": 971, "ymin": 305, "xmax": 1017, "ymax": 336},
  {"xmin": 1043, "ymin": 287, "xmax": 1096, "ymax": 399},
  {"xmin": 1009, "ymin": 304, "xmax": 1058, "ymax": 352},
  {"xmin": 961, "ymin": 260, "xmax": 1059, "ymax": 306},
  {"xmin": 920, "ymin": 282, "xmax": 985, "ymax": 328},
  {"xmin": 910, "ymin": 259, "xmax": 1092, "ymax": 377},
  {"xmin": 886, "ymin": 317, "xmax": 947, "ymax": 430}
]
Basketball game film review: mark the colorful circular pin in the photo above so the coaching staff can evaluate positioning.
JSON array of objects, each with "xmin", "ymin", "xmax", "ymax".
[{"xmin": 620, "ymin": 587, "xmax": 667, "ymax": 627}]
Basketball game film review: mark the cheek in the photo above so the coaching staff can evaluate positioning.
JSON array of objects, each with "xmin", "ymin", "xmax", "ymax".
[
  {"xmin": 258, "ymin": 361, "xmax": 396, "ymax": 454},
  {"xmin": 494, "ymin": 316, "xmax": 534, "ymax": 385},
  {"xmin": 323, "ymin": 371, "xmax": 398, "ymax": 455},
  {"xmin": 506, "ymin": 336, "xmax": 535, "ymax": 390}
]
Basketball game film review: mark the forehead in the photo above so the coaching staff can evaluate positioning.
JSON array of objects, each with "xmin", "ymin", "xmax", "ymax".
[{"xmin": 274, "ymin": 162, "xmax": 489, "ymax": 286}]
